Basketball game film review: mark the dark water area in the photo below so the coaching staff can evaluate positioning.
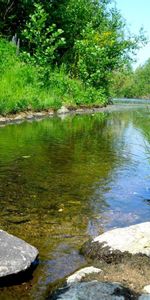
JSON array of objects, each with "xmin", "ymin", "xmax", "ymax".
[{"xmin": 1, "ymin": 105, "xmax": 150, "ymax": 299}]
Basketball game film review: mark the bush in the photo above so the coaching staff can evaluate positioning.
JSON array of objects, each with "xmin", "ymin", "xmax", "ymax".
[{"xmin": 0, "ymin": 38, "xmax": 107, "ymax": 115}]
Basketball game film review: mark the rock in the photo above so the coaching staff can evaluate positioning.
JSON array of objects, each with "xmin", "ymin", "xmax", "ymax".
[
  {"xmin": 48, "ymin": 110, "xmax": 54, "ymax": 116},
  {"xmin": 0, "ymin": 230, "xmax": 38, "ymax": 278},
  {"xmin": 143, "ymin": 285, "xmax": 150, "ymax": 294},
  {"xmin": 26, "ymin": 114, "xmax": 34, "ymax": 120},
  {"xmin": 82, "ymin": 222, "xmax": 150, "ymax": 262},
  {"xmin": 13, "ymin": 114, "xmax": 24, "ymax": 121},
  {"xmin": 50, "ymin": 281, "xmax": 136, "ymax": 300},
  {"xmin": 0, "ymin": 116, "xmax": 6, "ymax": 124},
  {"xmin": 33, "ymin": 112, "xmax": 47, "ymax": 118},
  {"xmin": 76, "ymin": 108, "xmax": 84, "ymax": 113},
  {"xmin": 57, "ymin": 106, "xmax": 69, "ymax": 114},
  {"xmin": 67, "ymin": 266, "xmax": 102, "ymax": 285}
]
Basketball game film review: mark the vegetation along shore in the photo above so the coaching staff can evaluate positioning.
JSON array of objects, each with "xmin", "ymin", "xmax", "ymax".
[{"xmin": 0, "ymin": 0, "xmax": 147, "ymax": 116}]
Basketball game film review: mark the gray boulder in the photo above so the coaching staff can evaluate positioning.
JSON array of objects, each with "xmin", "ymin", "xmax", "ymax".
[
  {"xmin": 0, "ymin": 230, "xmax": 38, "ymax": 278},
  {"xmin": 82, "ymin": 222, "xmax": 150, "ymax": 262},
  {"xmin": 51, "ymin": 281, "xmax": 136, "ymax": 300}
]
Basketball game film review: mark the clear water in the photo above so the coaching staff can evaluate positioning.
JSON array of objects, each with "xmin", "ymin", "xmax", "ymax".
[{"xmin": 0, "ymin": 105, "xmax": 150, "ymax": 299}]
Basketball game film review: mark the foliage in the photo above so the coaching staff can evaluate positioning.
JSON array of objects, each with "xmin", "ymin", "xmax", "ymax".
[
  {"xmin": 22, "ymin": 3, "xmax": 65, "ymax": 67},
  {"xmin": 73, "ymin": 10, "xmax": 146, "ymax": 93},
  {"xmin": 0, "ymin": 0, "xmax": 34, "ymax": 37},
  {"xmin": 112, "ymin": 59, "xmax": 150, "ymax": 99},
  {"xmin": 0, "ymin": 0, "xmax": 147, "ymax": 110},
  {"xmin": 0, "ymin": 38, "xmax": 107, "ymax": 115}
]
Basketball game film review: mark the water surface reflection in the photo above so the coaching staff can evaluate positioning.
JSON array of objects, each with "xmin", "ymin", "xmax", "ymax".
[{"xmin": 0, "ymin": 108, "xmax": 150, "ymax": 298}]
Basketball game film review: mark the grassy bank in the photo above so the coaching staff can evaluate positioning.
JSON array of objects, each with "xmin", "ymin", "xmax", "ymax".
[{"xmin": 0, "ymin": 39, "xmax": 108, "ymax": 116}]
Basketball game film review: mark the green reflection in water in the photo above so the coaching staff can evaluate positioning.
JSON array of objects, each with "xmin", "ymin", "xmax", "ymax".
[{"xmin": 0, "ymin": 108, "xmax": 150, "ymax": 299}]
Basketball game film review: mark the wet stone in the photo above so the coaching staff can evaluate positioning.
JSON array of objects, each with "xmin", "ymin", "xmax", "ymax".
[
  {"xmin": 0, "ymin": 230, "xmax": 38, "ymax": 278},
  {"xmin": 67, "ymin": 266, "xmax": 102, "ymax": 285},
  {"xmin": 82, "ymin": 222, "xmax": 150, "ymax": 262},
  {"xmin": 50, "ymin": 281, "xmax": 137, "ymax": 300}
]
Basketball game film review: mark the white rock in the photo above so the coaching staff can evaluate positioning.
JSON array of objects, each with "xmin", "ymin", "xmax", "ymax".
[
  {"xmin": 0, "ymin": 117, "xmax": 6, "ymax": 123},
  {"xmin": 143, "ymin": 285, "xmax": 150, "ymax": 294},
  {"xmin": 26, "ymin": 114, "xmax": 34, "ymax": 119},
  {"xmin": 67, "ymin": 266, "xmax": 102, "ymax": 285},
  {"xmin": 57, "ymin": 106, "xmax": 69, "ymax": 114},
  {"xmin": 33, "ymin": 112, "xmax": 47, "ymax": 118},
  {"xmin": 93, "ymin": 222, "xmax": 150, "ymax": 256}
]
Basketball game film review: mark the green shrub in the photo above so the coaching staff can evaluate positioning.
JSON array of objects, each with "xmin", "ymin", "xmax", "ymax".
[{"xmin": 0, "ymin": 38, "xmax": 107, "ymax": 115}]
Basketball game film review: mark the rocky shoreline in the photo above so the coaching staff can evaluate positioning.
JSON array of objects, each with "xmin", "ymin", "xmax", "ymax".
[
  {"xmin": 0, "ymin": 105, "xmax": 106, "ymax": 126},
  {"xmin": 0, "ymin": 103, "xmax": 144, "ymax": 126}
]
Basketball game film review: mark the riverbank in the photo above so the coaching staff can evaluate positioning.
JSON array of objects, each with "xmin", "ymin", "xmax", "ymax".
[
  {"xmin": 0, "ymin": 39, "xmax": 108, "ymax": 117},
  {"xmin": 1, "ymin": 102, "xmax": 149, "ymax": 127},
  {"xmin": 0, "ymin": 105, "xmax": 105, "ymax": 126}
]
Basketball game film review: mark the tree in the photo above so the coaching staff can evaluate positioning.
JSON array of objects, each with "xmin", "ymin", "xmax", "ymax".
[
  {"xmin": 22, "ymin": 3, "xmax": 65, "ymax": 67},
  {"xmin": 0, "ymin": 0, "xmax": 34, "ymax": 37},
  {"xmin": 112, "ymin": 59, "xmax": 150, "ymax": 99},
  {"xmin": 0, "ymin": 0, "xmax": 147, "ymax": 97}
]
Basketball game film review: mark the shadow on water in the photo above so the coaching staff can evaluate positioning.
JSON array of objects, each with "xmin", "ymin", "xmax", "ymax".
[
  {"xmin": 0, "ymin": 259, "xmax": 39, "ymax": 288},
  {"xmin": 0, "ymin": 105, "xmax": 150, "ymax": 298}
]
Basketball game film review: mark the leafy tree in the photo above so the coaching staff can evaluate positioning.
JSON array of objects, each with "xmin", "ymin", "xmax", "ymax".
[
  {"xmin": 0, "ymin": 0, "xmax": 147, "ymax": 99},
  {"xmin": 0, "ymin": 0, "xmax": 34, "ymax": 37},
  {"xmin": 22, "ymin": 3, "xmax": 65, "ymax": 67},
  {"xmin": 134, "ymin": 59, "xmax": 150, "ymax": 98},
  {"xmin": 73, "ymin": 8, "xmax": 145, "ymax": 94},
  {"xmin": 112, "ymin": 59, "xmax": 150, "ymax": 99}
]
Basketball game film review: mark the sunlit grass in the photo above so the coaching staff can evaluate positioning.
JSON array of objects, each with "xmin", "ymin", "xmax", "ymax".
[{"xmin": 0, "ymin": 38, "xmax": 107, "ymax": 115}]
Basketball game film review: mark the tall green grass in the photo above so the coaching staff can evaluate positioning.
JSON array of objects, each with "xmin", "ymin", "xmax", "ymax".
[{"xmin": 0, "ymin": 38, "xmax": 107, "ymax": 115}]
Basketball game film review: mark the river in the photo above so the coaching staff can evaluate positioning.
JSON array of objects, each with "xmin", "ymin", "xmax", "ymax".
[{"xmin": 0, "ymin": 102, "xmax": 150, "ymax": 299}]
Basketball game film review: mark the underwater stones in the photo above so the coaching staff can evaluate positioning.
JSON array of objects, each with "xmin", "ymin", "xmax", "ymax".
[
  {"xmin": 67, "ymin": 266, "xmax": 102, "ymax": 285},
  {"xmin": 0, "ymin": 230, "xmax": 38, "ymax": 278},
  {"xmin": 82, "ymin": 222, "xmax": 150, "ymax": 262},
  {"xmin": 50, "ymin": 281, "xmax": 136, "ymax": 300}
]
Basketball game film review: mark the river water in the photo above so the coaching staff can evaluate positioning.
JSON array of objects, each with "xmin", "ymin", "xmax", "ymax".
[{"xmin": 0, "ymin": 103, "xmax": 150, "ymax": 299}]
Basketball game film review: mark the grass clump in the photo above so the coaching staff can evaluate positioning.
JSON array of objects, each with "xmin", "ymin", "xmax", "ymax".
[{"xmin": 0, "ymin": 38, "xmax": 107, "ymax": 115}]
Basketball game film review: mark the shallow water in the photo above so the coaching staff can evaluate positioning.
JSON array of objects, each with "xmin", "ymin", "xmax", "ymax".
[{"xmin": 0, "ymin": 105, "xmax": 150, "ymax": 299}]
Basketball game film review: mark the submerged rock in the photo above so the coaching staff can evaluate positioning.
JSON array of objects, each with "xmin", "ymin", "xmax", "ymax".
[
  {"xmin": 67, "ymin": 266, "xmax": 102, "ymax": 285},
  {"xmin": 0, "ymin": 230, "xmax": 38, "ymax": 278},
  {"xmin": 50, "ymin": 281, "xmax": 137, "ymax": 300},
  {"xmin": 82, "ymin": 222, "xmax": 150, "ymax": 262}
]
